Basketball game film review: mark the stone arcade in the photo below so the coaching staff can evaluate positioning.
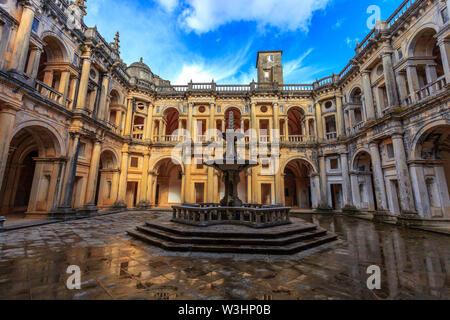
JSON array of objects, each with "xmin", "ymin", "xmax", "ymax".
[{"xmin": 0, "ymin": 0, "xmax": 449, "ymax": 232}]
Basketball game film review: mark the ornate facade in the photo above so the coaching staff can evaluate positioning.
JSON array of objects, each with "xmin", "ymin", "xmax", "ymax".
[{"xmin": 0, "ymin": 0, "xmax": 449, "ymax": 228}]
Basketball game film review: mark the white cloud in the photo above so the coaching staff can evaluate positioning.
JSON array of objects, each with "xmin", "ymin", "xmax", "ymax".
[
  {"xmin": 154, "ymin": 0, "xmax": 178, "ymax": 12},
  {"xmin": 180, "ymin": 0, "xmax": 331, "ymax": 34},
  {"xmin": 283, "ymin": 49, "xmax": 328, "ymax": 83},
  {"xmin": 173, "ymin": 42, "xmax": 253, "ymax": 84}
]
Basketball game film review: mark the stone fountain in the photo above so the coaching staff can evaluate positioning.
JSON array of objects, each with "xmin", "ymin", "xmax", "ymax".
[{"xmin": 128, "ymin": 112, "xmax": 337, "ymax": 254}]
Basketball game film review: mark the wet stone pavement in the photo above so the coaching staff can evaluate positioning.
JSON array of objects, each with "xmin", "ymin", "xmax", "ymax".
[{"xmin": 0, "ymin": 211, "xmax": 448, "ymax": 300}]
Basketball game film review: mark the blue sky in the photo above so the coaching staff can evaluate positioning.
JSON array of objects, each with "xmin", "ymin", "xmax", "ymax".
[{"xmin": 85, "ymin": 0, "xmax": 402, "ymax": 85}]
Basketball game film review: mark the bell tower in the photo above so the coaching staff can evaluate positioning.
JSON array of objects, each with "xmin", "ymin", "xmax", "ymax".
[{"xmin": 256, "ymin": 51, "xmax": 283, "ymax": 84}]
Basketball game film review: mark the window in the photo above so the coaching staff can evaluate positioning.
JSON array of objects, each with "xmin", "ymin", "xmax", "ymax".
[
  {"xmin": 217, "ymin": 106, "xmax": 221, "ymax": 113},
  {"xmin": 32, "ymin": 18, "xmax": 39, "ymax": 33},
  {"xmin": 308, "ymin": 105, "xmax": 313, "ymax": 113},
  {"xmin": 264, "ymin": 70, "xmax": 270, "ymax": 79},
  {"xmin": 386, "ymin": 143, "xmax": 394, "ymax": 159},
  {"xmin": 330, "ymin": 158, "xmax": 339, "ymax": 170},
  {"xmin": 73, "ymin": 54, "xmax": 80, "ymax": 67},
  {"xmin": 245, "ymin": 106, "xmax": 249, "ymax": 113},
  {"xmin": 397, "ymin": 49, "xmax": 403, "ymax": 60},
  {"xmin": 183, "ymin": 105, "xmax": 186, "ymax": 113},
  {"xmin": 130, "ymin": 157, "xmax": 139, "ymax": 168},
  {"xmin": 325, "ymin": 101, "xmax": 333, "ymax": 109},
  {"xmin": 280, "ymin": 106, "xmax": 283, "ymax": 113},
  {"xmin": 376, "ymin": 65, "xmax": 384, "ymax": 76},
  {"xmin": 156, "ymin": 106, "xmax": 160, "ymax": 113},
  {"xmin": 267, "ymin": 55, "xmax": 274, "ymax": 62},
  {"xmin": 442, "ymin": 8, "xmax": 449, "ymax": 24},
  {"xmin": 196, "ymin": 164, "xmax": 204, "ymax": 170},
  {"xmin": 78, "ymin": 142, "xmax": 86, "ymax": 158}
]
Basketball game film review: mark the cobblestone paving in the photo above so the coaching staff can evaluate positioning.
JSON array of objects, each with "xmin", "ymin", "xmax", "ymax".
[{"xmin": 0, "ymin": 212, "xmax": 448, "ymax": 300}]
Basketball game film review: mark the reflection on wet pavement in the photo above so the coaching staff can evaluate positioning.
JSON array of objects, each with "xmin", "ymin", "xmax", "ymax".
[{"xmin": 0, "ymin": 211, "xmax": 448, "ymax": 300}]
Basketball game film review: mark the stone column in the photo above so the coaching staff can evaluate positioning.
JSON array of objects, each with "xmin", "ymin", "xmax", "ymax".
[
  {"xmin": 25, "ymin": 46, "xmax": 40, "ymax": 76},
  {"xmin": 144, "ymin": 105, "xmax": 153, "ymax": 141},
  {"xmin": 391, "ymin": 133, "xmax": 416, "ymax": 213},
  {"xmin": 361, "ymin": 70, "xmax": 376, "ymax": 120},
  {"xmin": 97, "ymin": 74, "xmax": 111, "ymax": 121},
  {"xmin": 273, "ymin": 102, "xmax": 280, "ymax": 139},
  {"xmin": 395, "ymin": 71, "xmax": 409, "ymax": 105},
  {"xmin": 318, "ymin": 155, "xmax": 328, "ymax": 208},
  {"xmin": 382, "ymin": 51, "xmax": 400, "ymax": 107},
  {"xmin": 9, "ymin": 3, "xmax": 35, "ymax": 73},
  {"xmin": 124, "ymin": 98, "xmax": 133, "ymax": 136},
  {"xmin": 30, "ymin": 47, "xmax": 42, "ymax": 79},
  {"xmin": 425, "ymin": 64, "xmax": 438, "ymax": 84},
  {"xmin": 406, "ymin": 65, "xmax": 420, "ymax": 102},
  {"xmin": 59, "ymin": 70, "xmax": 71, "ymax": 108},
  {"xmin": 187, "ymin": 102, "xmax": 193, "ymax": 140},
  {"xmin": 409, "ymin": 164, "xmax": 431, "ymax": 218},
  {"xmin": 335, "ymin": 94, "xmax": 345, "ymax": 137},
  {"xmin": 139, "ymin": 151, "xmax": 150, "ymax": 207},
  {"xmin": 116, "ymin": 145, "xmax": 129, "ymax": 207},
  {"xmin": 184, "ymin": 160, "xmax": 191, "ymax": 203},
  {"xmin": 207, "ymin": 102, "xmax": 215, "ymax": 202},
  {"xmin": 0, "ymin": 104, "xmax": 20, "ymax": 190},
  {"xmin": 310, "ymin": 175, "xmax": 320, "ymax": 209},
  {"xmin": 437, "ymin": 38, "xmax": 450, "ymax": 84},
  {"xmin": 369, "ymin": 142, "xmax": 389, "ymax": 210},
  {"xmin": 75, "ymin": 50, "xmax": 92, "ymax": 111},
  {"xmin": 340, "ymin": 151, "xmax": 352, "ymax": 207},
  {"xmin": 284, "ymin": 118, "xmax": 289, "ymax": 140},
  {"xmin": 55, "ymin": 133, "xmax": 81, "ymax": 214},
  {"xmin": 315, "ymin": 103, "xmax": 324, "ymax": 140},
  {"xmin": 84, "ymin": 140, "xmax": 102, "ymax": 209}
]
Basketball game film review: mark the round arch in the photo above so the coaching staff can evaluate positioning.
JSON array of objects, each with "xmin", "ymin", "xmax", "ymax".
[
  {"xmin": 351, "ymin": 148, "xmax": 372, "ymax": 171},
  {"xmin": 151, "ymin": 155, "xmax": 185, "ymax": 175},
  {"xmin": 406, "ymin": 24, "xmax": 440, "ymax": 58},
  {"xmin": 410, "ymin": 119, "xmax": 450, "ymax": 159},
  {"xmin": 9, "ymin": 121, "xmax": 65, "ymax": 157},
  {"xmin": 40, "ymin": 32, "xmax": 71, "ymax": 63},
  {"xmin": 281, "ymin": 156, "xmax": 318, "ymax": 175}
]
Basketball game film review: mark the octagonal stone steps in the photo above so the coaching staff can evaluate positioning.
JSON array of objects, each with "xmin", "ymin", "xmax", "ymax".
[{"xmin": 128, "ymin": 218, "xmax": 338, "ymax": 255}]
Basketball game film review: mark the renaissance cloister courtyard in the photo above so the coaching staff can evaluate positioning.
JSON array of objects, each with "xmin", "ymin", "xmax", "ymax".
[{"xmin": 0, "ymin": 211, "xmax": 448, "ymax": 300}]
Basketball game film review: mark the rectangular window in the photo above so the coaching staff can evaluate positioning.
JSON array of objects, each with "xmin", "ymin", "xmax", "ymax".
[
  {"xmin": 196, "ymin": 164, "xmax": 204, "ymax": 170},
  {"xmin": 32, "ymin": 18, "xmax": 39, "ymax": 33},
  {"xmin": 78, "ymin": 142, "xmax": 86, "ymax": 158},
  {"xmin": 386, "ymin": 144, "xmax": 395, "ymax": 159},
  {"xmin": 330, "ymin": 158, "xmax": 339, "ymax": 170},
  {"xmin": 130, "ymin": 157, "xmax": 139, "ymax": 168},
  {"xmin": 267, "ymin": 55, "xmax": 274, "ymax": 62},
  {"xmin": 442, "ymin": 8, "xmax": 449, "ymax": 24},
  {"xmin": 245, "ymin": 106, "xmax": 249, "ymax": 113},
  {"xmin": 397, "ymin": 49, "xmax": 403, "ymax": 60},
  {"xmin": 217, "ymin": 106, "xmax": 221, "ymax": 113}
]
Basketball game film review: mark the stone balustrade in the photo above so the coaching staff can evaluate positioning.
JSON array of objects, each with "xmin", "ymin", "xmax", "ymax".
[{"xmin": 172, "ymin": 204, "xmax": 292, "ymax": 228}]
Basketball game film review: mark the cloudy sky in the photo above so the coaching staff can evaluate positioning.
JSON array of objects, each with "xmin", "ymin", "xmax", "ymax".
[{"xmin": 85, "ymin": 0, "xmax": 402, "ymax": 85}]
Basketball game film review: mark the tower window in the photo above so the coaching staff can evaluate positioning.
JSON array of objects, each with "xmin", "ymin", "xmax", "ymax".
[
  {"xmin": 267, "ymin": 55, "xmax": 274, "ymax": 62},
  {"xmin": 264, "ymin": 71, "xmax": 270, "ymax": 79}
]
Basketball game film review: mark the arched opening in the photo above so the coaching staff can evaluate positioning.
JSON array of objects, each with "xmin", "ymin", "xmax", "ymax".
[
  {"xmin": 164, "ymin": 107, "xmax": 180, "ymax": 136},
  {"xmin": 95, "ymin": 150, "xmax": 119, "ymax": 208},
  {"xmin": 287, "ymin": 107, "xmax": 304, "ymax": 137},
  {"xmin": 0, "ymin": 125, "xmax": 61, "ymax": 218},
  {"xmin": 408, "ymin": 28, "xmax": 445, "ymax": 100},
  {"xmin": 283, "ymin": 159, "xmax": 312, "ymax": 209},
  {"xmin": 153, "ymin": 158, "xmax": 183, "ymax": 207},
  {"xmin": 349, "ymin": 87, "xmax": 364, "ymax": 125},
  {"xmin": 414, "ymin": 124, "xmax": 450, "ymax": 217},
  {"xmin": 35, "ymin": 36, "xmax": 72, "ymax": 106},
  {"xmin": 224, "ymin": 107, "xmax": 242, "ymax": 130},
  {"xmin": 132, "ymin": 116, "xmax": 145, "ymax": 140},
  {"xmin": 352, "ymin": 151, "xmax": 377, "ymax": 211}
]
